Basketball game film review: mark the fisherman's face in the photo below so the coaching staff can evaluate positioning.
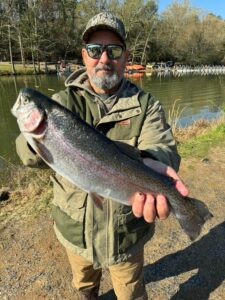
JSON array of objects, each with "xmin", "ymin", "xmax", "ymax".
[{"xmin": 82, "ymin": 30, "xmax": 128, "ymax": 94}]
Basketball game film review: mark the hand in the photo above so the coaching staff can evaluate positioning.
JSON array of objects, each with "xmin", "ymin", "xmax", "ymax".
[{"xmin": 129, "ymin": 158, "xmax": 189, "ymax": 223}]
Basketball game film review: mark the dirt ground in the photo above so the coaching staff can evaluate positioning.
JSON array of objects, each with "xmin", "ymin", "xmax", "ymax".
[{"xmin": 0, "ymin": 144, "xmax": 225, "ymax": 300}]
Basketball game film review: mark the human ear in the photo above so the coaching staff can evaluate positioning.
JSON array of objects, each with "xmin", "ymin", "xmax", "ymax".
[{"xmin": 82, "ymin": 48, "xmax": 88, "ymax": 66}]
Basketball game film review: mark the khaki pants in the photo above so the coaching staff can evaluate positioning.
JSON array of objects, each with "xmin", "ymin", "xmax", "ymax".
[{"xmin": 66, "ymin": 248, "xmax": 148, "ymax": 300}]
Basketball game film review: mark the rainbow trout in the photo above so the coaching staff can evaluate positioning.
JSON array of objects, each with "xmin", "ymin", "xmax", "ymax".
[{"xmin": 11, "ymin": 88, "xmax": 212, "ymax": 240}]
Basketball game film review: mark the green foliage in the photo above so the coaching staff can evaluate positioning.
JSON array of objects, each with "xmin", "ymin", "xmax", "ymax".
[
  {"xmin": 220, "ymin": 104, "xmax": 225, "ymax": 112},
  {"xmin": 0, "ymin": 0, "xmax": 225, "ymax": 64},
  {"xmin": 178, "ymin": 124, "xmax": 225, "ymax": 158}
]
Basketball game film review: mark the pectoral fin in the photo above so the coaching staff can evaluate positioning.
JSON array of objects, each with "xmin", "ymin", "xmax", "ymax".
[{"xmin": 33, "ymin": 140, "xmax": 53, "ymax": 164}]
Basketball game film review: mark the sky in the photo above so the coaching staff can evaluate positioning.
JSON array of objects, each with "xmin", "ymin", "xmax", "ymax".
[{"xmin": 158, "ymin": 0, "xmax": 225, "ymax": 19}]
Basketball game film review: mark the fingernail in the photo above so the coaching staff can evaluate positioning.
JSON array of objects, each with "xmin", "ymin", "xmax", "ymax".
[
  {"xmin": 134, "ymin": 212, "xmax": 142, "ymax": 218},
  {"xmin": 138, "ymin": 192, "xmax": 146, "ymax": 202}
]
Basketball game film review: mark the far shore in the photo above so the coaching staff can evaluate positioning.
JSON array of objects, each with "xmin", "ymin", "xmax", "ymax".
[{"xmin": 0, "ymin": 62, "xmax": 82, "ymax": 76}]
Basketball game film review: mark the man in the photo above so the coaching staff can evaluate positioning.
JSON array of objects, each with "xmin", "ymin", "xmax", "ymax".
[{"xmin": 16, "ymin": 12, "xmax": 188, "ymax": 300}]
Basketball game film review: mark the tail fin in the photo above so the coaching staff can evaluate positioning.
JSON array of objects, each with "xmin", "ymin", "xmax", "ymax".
[{"xmin": 176, "ymin": 198, "xmax": 213, "ymax": 241}]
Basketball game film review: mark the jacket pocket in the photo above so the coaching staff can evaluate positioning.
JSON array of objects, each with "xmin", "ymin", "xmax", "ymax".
[
  {"xmin": 50, "ymin": 174, "xmax": 87, "ymax": 248},
  {"xmin": 50, "ymin": 174, "xmax": 87, "ymax": 221},
  {"xmin": 116, "ymin": 207, "xmax": 150, "ymax": 253}
]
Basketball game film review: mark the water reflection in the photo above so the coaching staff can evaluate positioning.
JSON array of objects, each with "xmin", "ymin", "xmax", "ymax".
[
  {"xmin": 130, "ymin": 75, "xmax": 225, "ymax": 126},
  {"xmin": 0, "ymin": 74, "xmax": 225, "ymax": 162}
]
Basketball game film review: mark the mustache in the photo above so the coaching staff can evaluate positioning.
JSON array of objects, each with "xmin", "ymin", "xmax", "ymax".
[{"xmin": 95, "ymin": 64, "xmax": 115, "ymax": 72}]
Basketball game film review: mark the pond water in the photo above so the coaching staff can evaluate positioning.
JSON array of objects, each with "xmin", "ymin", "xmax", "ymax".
[{"xmin": 0, "ymin": 73, "xmax": 225, "ymax": 165}]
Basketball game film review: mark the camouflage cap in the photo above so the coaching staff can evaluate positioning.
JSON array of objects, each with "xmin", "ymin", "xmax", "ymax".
[{"xmin": 82, "ymin": 12, "xmax": 126, "ymax": 44}]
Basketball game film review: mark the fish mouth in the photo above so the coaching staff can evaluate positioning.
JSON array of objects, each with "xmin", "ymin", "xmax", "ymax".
[
  {"xmin": 31, "ymin": 117, "xmax": 47, "ymax": 139},
  {"xmin": 22, "ymin": 110, "xmax": 47, "ymax": 140}
]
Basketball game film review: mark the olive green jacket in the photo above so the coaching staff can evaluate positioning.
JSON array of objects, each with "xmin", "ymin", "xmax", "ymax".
[{"xmin": 16, "ymin": 68, "xmax": 180, "ymax": 269}]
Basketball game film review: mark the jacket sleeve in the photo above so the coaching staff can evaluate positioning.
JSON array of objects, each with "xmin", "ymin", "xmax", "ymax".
[
  {"xmin": 137, "ymin": 96, "xmax": 181, "ymax": 172},
  {"xmin": 15, "ymin": 133, "xmax": 46, "ymax": 167}
]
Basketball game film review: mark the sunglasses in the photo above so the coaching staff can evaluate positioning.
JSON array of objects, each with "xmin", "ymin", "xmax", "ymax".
[{"xmin": 85, "ymin": 44, "xmax": 125, "ymax": 60}]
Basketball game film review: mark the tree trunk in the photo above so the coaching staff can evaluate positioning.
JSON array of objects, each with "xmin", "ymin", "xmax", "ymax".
[
  {"xmin": 18, "ymin": 30, "xmax": 25, "ymax": 68},
  {"xmin": 37, "ymin": 58, "xmax": 41, "ymax": 73},
  {"xmin": 8, "ymin": 25, "xmax": 16, "ymax": 75},
  {"xmin": 141, "ymin": 32, "xmax": 151, "ymax": 65},
  {"xmin": 31, "ymin": 48, "xmax": 36, "ymax": 74},
  {"xmin": 131, "ymin": 32, "xmax": 141, "ymax": 64},
  {"xmin": 45, "ymin": 61, "xmax": 48, "ymax": 73}
]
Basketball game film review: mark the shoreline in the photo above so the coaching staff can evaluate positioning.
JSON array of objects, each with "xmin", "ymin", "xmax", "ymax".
[{"xmin": 0, "ymin": 62, "xmax": 82, "ymax": 76}]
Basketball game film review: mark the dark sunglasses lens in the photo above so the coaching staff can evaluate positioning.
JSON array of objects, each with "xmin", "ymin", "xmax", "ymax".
[
  {"xmin": 107, "ymin": 46, "xmax": 123, "ymax": 59},
  {"xmin": 86, "ymin": 44, "xmax": 124, "ymax": 59},
  {"xmin": 87, "ymin": 45, "xmax": 102, "ymax": 59}
]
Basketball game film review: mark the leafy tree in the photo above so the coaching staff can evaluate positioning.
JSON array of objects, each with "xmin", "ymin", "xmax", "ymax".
[{"xmin": 0, "ymin": 0, "xmax": 225, "ymax": 68}]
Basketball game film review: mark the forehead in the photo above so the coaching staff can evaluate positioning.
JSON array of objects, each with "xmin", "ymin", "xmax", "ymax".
[{"xmin": 87, "ymin": 30, "xmax": 123, "ymax": 45}]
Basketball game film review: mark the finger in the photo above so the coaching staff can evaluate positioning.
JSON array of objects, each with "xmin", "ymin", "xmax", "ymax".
[
  {"xmin": 143, "ymin": 194, "xmax": 156, "ymax": 223},
  {"xmin": 143, "ymin": 159, "xmax": 189, "ymax": 196},
  {"xmin": 174, "ymin": 179, "xmax": 189, "ymax": 196},
  {"xmin": 132, "ymin": 192, "xmax": 146, "ymax": 218},
  {"xmin": 165, "ymin": 166, "xmax": 189, "ymax": 196},
  {"xmin": 165, "ymin": 165, "xmax": 180, "ymax": 180},
  {"xmin": 156, "ymin": 194, "xmax": 170, "ymax": 219}
]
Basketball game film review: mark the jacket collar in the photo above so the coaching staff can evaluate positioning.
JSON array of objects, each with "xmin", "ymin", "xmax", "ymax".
[{"xmin": 64, "ymin": 68, "xmax": 143, "ymax": 124}]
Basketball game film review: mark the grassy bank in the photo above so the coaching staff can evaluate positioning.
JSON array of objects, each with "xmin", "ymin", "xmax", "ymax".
[
  {"xmin": 175, "ymin": 117, "xmax": 225, "ymax": 158},
  {"xmin": 0, "ymin": 62, "xmax": 57, "ymax": 75},
  {"xmin": 0, "ymin": 62, "xmax": 80, "ymax": 75}
]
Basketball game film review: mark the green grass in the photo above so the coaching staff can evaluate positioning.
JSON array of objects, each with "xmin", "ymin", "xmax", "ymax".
[
  {"xmin": 0, "ymin": 61, "xmax": 79, "ymax": 75},
  {"xmin": 178, "ymin": 123, "xmax": 225, "ymax": 158},
  {"xmin": 0, "ymin": 62, "xmax": 54, "ymax": 75}
]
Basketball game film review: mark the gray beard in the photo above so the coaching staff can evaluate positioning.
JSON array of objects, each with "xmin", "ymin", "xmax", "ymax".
[{"xmin": 90, "ymin": 73, "xmax": 121, "ymax": 90}]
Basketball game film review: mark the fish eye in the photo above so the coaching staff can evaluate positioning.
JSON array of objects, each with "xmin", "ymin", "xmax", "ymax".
[{"xmin": 21, "ymin": 96, "xmax": 30, "ymax": 105}]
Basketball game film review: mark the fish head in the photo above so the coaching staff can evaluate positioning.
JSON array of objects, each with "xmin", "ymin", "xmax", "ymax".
[{"xmin": 11, "ymin": 88, "xmax": 47, "ymax": 139}]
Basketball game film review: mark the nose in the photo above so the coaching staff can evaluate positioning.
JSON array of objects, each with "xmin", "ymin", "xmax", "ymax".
[{"xmin": 99, "ymin": 50, "xmax": 111, "ymax": 63}]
